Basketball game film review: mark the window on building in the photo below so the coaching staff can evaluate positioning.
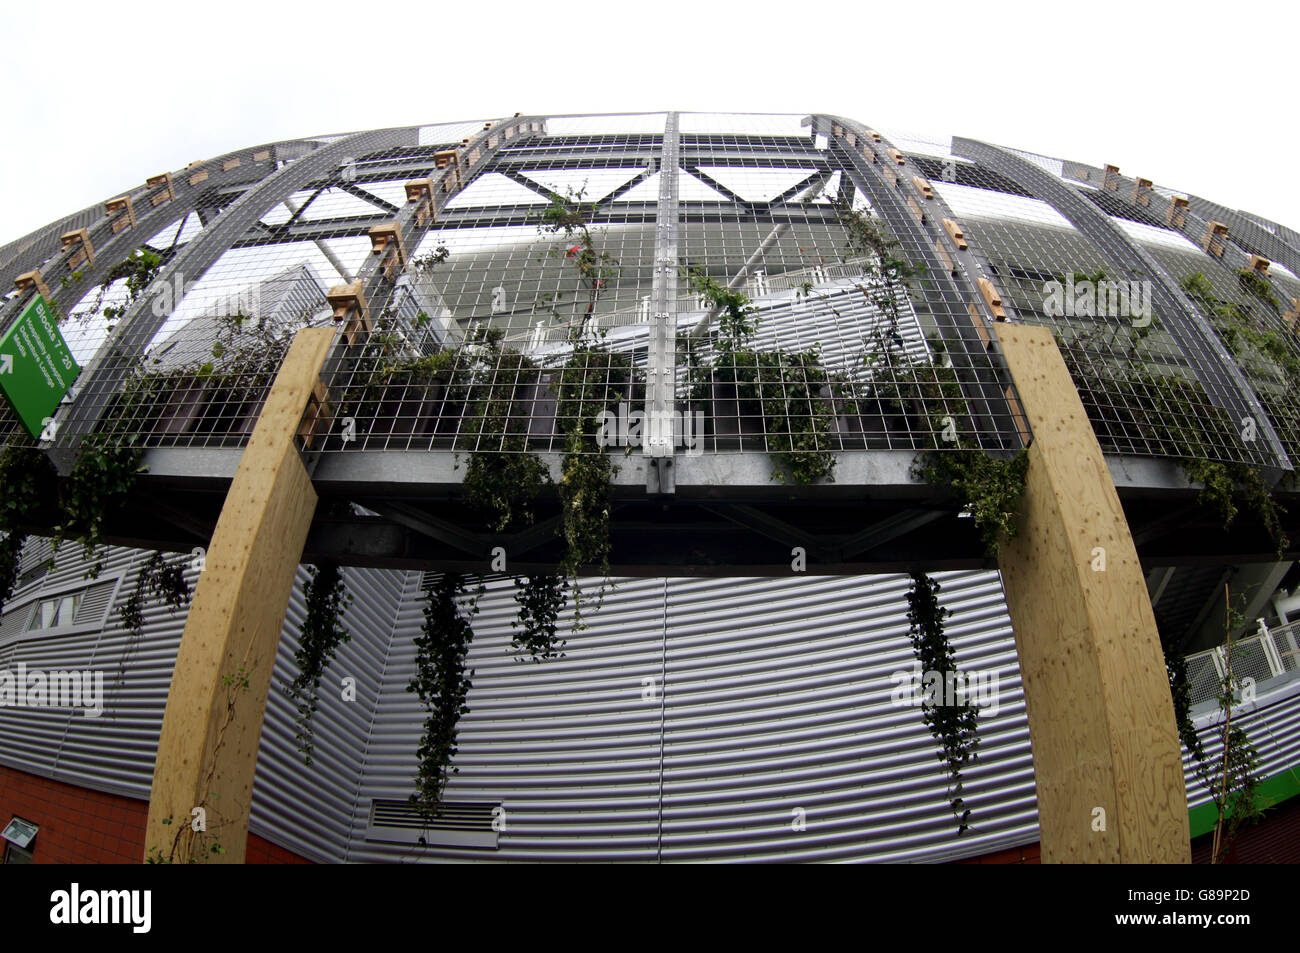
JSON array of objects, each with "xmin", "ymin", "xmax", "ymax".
[{"xmin": 26, "ymin": 593, "xmax": 80, "ymax": 631}]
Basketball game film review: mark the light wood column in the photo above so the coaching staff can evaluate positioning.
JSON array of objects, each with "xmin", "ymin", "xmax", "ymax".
[
  {"xmin": 144, "ymin": 327, "xmax": 335, "ymax": 863},
  {"xmin": 995, "ymin": 323, "xmax": 1190, "ymax": 863}
]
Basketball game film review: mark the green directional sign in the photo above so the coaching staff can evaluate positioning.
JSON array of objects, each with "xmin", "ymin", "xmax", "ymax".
[{"xmin": 0, "ymin": 295, "xmax": 81, "ymax": 438}]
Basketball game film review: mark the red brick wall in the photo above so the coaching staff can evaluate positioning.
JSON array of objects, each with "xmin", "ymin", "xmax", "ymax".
[
  {"xmin": 954, "ymin": 841, "xmax": 1041, "ymax": 864},
  {"xmin": 0, "ymin": 763, "xmax": 311, "ymax": 864}
]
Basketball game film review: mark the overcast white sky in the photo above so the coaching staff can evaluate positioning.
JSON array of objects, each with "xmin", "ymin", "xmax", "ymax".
[{"xmin": 3, "ymin": 1, "xmax": 1298, "ymax": 246}]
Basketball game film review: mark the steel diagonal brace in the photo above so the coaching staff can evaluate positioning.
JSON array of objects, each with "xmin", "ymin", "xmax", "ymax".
[
  {"xmin": 305, "ymin": 117, "xmax": 548, "ymax": 473},
  {"xmin": 1, "ymin": 154, "xmax": 282, "ymax": 333},
  {"xmin": 0, "ymin": 139, "xmax": 315, "ymax": 306}
]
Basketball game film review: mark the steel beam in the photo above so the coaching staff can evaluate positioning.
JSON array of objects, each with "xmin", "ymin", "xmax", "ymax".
[
  {"xmin": 816, "ymin": 117, "xmax": 1023, "ymax": 449},
  {"xmin": 0, "ymin": 139, "xmax": 318, "ymax": 296},
  {"xmin": 646, "ymin": 113, "xmax": 679, "ymax": 493},
  {"xmin": 1069, "ymin": 162, "xmax": 1300, "ymax": 336}
]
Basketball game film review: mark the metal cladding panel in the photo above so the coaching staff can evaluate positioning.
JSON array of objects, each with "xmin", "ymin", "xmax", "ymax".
[
  {"xmin": 346, "ymin": 573, "xmax": 669, "ymax": 862},
  {"xmin": 344, "ymin": 570, "xmax": 1038, "ymax": 863},
  {"xmin": 0, "ymin": 540, "xmax": 405, "ymax": 865},
  {"xmin": 0, "ymin": 543, "xmax": 180, "ymax": 799},
  {"xmin": 248, "ymin": 563, "xmax": 406, "ymax": 865}
]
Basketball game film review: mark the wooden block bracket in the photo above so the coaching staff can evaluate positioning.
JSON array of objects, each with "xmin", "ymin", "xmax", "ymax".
[
  {"xmin": 105, "ymin": 194, "xmax": 136, "ymax": 233},
  {"xmin": 326, "ymin": 281, "xmax": 372, "ymax": 347},
  {"xmin": 404, "ymin": 179, "xmax": 437, "ymax": 227},
  {"xmin": 14, "ymin": 270, "xmax": 51, "ymax": 299},
  {"xmin": 61, "ymin": 228, "xmax": 95, "ymax": 269},
  {"xmin": 369, "ymin": 222, "xmax": 407, "ymax": 278}
]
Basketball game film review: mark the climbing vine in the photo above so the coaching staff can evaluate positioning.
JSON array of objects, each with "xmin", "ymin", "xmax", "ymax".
[
  {"xmin": 54, "ymin": 433, "xmax": 146, "ymax": 577},
  {"xmin": 686, "ymin": 267, "xmax": 843, "ymax": 484},
  {"xmin": 79, "ymin": 248, "xmax": 162, "ymax": 328},
  {"xmin": 453, "ymin": 328, "xmax": 551, "ymax": 533},
  {"xmin": 408, "ymin": 573, "xmax": 482, "ymax": 816},
  {"xmin": 1197, "ymin": 588, "xmax": 1265, "ymax": 863},
  {"xmin": 1180, "ymin": 458, "xmax": 1288, "ymax": 558},
  {"xmin": 905, "ymin": 571, "xmax": 980, "ymax": 835},
  {"xmin": 917, "ymin": 447, "xmax": 1029, "ymax": 557},
  {"xmin": 511, "ymin": 574, "xmax": 568, "ymax": 661},
  {"xmin": 538, "ymin": 186, "xmax": 619, "ymax": 339},
  {"xmin": 554, "ymin": 339, "xmax": 627, "ymax": 626},
  {"xmin": 1163, "ymin": 643, "xmax": 1206, "ymax": 769},
  {"xmin": 0, "ymin": 444, "xmax": 55, "ymax": 613},
  {"xmin": 286, "ymin": 564, "xmax": 353, "ymax": 765}
]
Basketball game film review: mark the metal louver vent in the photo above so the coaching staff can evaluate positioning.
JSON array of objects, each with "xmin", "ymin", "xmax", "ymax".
[
  {"xmin": 0, "ymin": 609, "xmax": 28, "ymax": 641},
  {"xmin": 14, "ymin": 560, "xmax": 49, "ymax": 591},
  {"xmin": 365, "ymin": 799, "xmax": 499, "ymax": 849},
  {"xmin": 73, "ymin": 580, "xmax": 118, "ymax": 626},
  {"xmin": 419, "ymin": 571, "xmax": 512, "ymax": 590}
]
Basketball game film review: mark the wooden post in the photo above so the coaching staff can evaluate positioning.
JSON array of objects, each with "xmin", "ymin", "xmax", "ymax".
[
  {"xmin": 144, "ymin": 326, "xmax": 336, "ymax": 864},
  {"xmin": 995, "ymin": 324, "xmax": 1190, "ymax": 863}
]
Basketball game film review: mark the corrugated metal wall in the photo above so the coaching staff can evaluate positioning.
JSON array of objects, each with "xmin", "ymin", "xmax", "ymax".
[
  {"xmin": 6, "ymin": 538, "xmax": 1300, "ymax": 863},
  {"xmin": 0, "ymin": 538, "xmax": 404, "ymax": 864},
  {"xmin": 345, "ymin": 570, "xmax": 1040, "ymax": 863},
  {"xmin": 248, "ymin": 563, "xmax": 406, "ymax": 863}
]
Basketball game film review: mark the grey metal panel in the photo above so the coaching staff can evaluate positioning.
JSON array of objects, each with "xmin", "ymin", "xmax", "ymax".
[
  {"xmin": 248, "ymin": 563, "xmax": 406, "ymax": 864},
  {"xmin": 341, "ymin": 569, "xmax": 1038, "ymax": 863},
  {"xmin": 0, "ymin": 540, "xmax": 407, "ymax": 867},
  {"xmin": 0, "ymin": 545, "xmax": 172, "ymax": 799},
  {"xmin": 5, "ymin": 535, "xmax": 1299, "ymax": 862},
  {"xmin": 1183, "ymin": 676, "xmax": 1300, "ymax": 815}
]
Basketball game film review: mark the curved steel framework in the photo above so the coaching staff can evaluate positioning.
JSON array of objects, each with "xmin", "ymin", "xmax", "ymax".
[{"xmin": 1, "ymin": 112, "xmax": 1297, "ymax": 573}]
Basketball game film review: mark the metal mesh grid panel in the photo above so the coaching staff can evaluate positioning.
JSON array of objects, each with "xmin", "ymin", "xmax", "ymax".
[
  {"xmin": 943, "ymin": 166, "xmax": 1274, "ymax": 467},
  {"xmin": 3, "ymin": 113, "xmax": 1295, "ymax": 477}
]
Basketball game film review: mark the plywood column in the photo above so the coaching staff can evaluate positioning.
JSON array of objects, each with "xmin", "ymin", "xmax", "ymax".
[
  {"xmin": 144, "ymin": 327, "xmax": 336, "ymax": 864},
  {"xmin": 995, "ymin": 324, "xmax": 1190, "ymax": 863}
]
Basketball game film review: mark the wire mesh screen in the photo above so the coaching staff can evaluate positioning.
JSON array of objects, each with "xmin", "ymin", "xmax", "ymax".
[
  {"xmin": 943, "ymin": 158, "xmax": 1298, "ymax": 469},
  {"xmin": 2, "ymin": 112, "xmax": 1295, "ymax": 476}
]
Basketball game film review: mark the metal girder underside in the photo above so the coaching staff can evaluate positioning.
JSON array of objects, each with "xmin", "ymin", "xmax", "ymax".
[{"xmin": 19, "ymin": 448, "xmax": 1291, "ymax": 577}]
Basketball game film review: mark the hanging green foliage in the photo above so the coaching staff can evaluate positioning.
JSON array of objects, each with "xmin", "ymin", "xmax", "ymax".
[
  {"xmin": 1162, "ymin": 643, "xmax": 1206, "ymax": 769},
  {"xmin": 685, "ymin": 267, "xmax": 843, "ymax": 484},
  {"xmin": 555, "ymin": 341, "xmax": 628, "ymax": 627},
  {"xmin": 0, "ymin": 444, "xmax": 55, "ymax": 612},
  {"xmin": 511, "ymin": 574, "xmax": 568, "ymax": 661},
  {"xmin": 55, "ymin": 433, "xmax": 146, "ymax": 577},
  {"xmin": 287, "ymin": 564, "xmax": 353, "ymax": 765},
  {"xmin": 1180, "ymin": 458, "xmax": 1288, "ymax": 558},
  {"xmin": 116, "ymin": 551, "xmax": 191, "ymax": 688},
  {"xmin": 916, "ymin": 448, "xmax": 1029, "ymax": 557},
  {"xmin": 80, "ymin": 248, "xmax": 162, "ymax": 327},
  {"xmin": 408, "ymin": 573, "xmax": 482, "ymax": 816},
  {"xmin": 451, "ymin": 328, "xmax": 552, "ymax": 533},
  {"xmin": 905, "ymin": 571, "xmax": 981, "ymax": 835}
]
